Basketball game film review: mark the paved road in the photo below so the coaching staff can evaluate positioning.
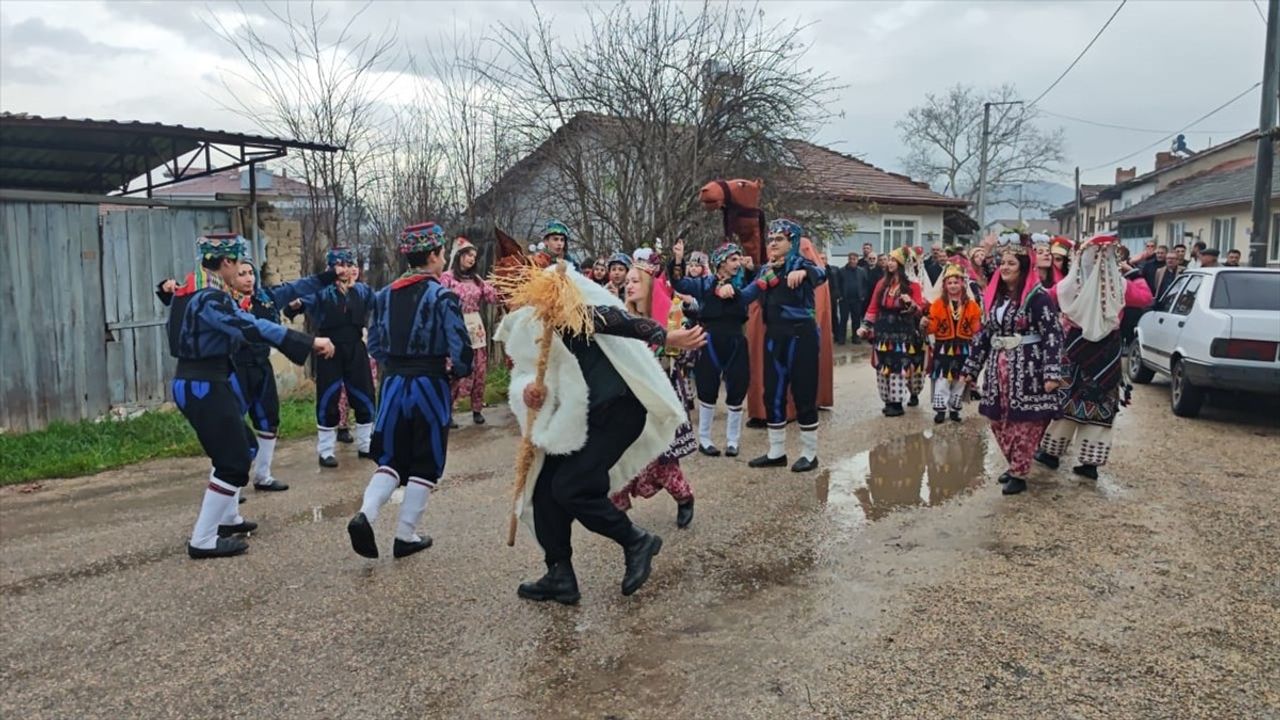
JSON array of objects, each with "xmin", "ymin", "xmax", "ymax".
[{"xmin": 2, "ymin": 356, "xmax": 1277, "ymax": 719}]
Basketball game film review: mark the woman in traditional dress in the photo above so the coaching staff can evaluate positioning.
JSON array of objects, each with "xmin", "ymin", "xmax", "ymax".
[
  {"xmin": 921, "ymin": 263, "xmax": 982, "ymax": 423},
  {"xmin": 610, "ymin": 259, "xmax": 698, "ymax": 529},
  {"xmin": 441, "ymin": 237, "xmax": 499, "ymax": 426},
  {"xmin": 858, "ymin": 247, "xmax": 927, "ymax": 416},
  {"xmin": 960, "ymin": 233, "xmax": 1065, "ymax": 496}
]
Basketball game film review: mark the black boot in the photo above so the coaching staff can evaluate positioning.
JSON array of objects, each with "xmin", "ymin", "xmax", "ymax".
[
  {"xmin": 698, "ymin": 444, "xmax": 721, "ymax": 457},
  {"xmin": 1034, "ymin": 450, "xmax": 1060, "ymax": 470},
  {"xmin": 517, "ymin": 561, "xmax": 581, "ymax": 605},
  {"xmin": 1072, "ymin": 463, "xmax": 1099, "ymax": 480},
  {"xmin": 187, "ymin": 537, "xmax": 248, "ymax": 559},
  {"xmin": 676, "ymin": 499, "xmax": 694, "ymax": 529},
  {"xmin": 791, "ymin": 456, "xmax": 819, "ymax": 473},
  {"xmin": 319, "ymin": 455, "xmax": 338, "ymax": 468},
  {"xmin": 907, "ymin": 394, "xmax": 920, "ymax": 407},
  {"xmin": 1002, "ymin": 476, "xmax": 1028, "ymax": 495},
  {"xmin": 217, "ymin": 520, "xmax": 258, "ymax": 537},
  {"xmin": 934, "ymin": 410, "xmax": 946, "ymax": 424},
  {"xmin": 346, "ymin": 512, "xmax": 379, "ymax": 559},
  {"xmin": 748, "ymin": 453, "xmax": 787, "ymax": 468},
  {"xmin": 393, "ymin": 535, "xmax": 433, "ymax": 558},
  {"xmin": 949, "ymin": 410, "xmax": 961, "ymax": 422},
  {"xmin": 885, "ymin": 403, "xmax": 905, "ymax": 417},
  {"xmin": 746, "ymin": 418, "xmax": 768, "ymax": 429},
  {"xmin": 881, "ymin": 404, "xmax": 892, "ymax": 416},
  {"xmin": 473, "ymin": 411, "xmax": 486, "ymax": 425},
  {"xmin": 621, "ymin": 527, "xmax": 663, "ymax": 596},
  {"xmin": 336, "ymin": 428, "xmax": 354, "ymax": 444}
]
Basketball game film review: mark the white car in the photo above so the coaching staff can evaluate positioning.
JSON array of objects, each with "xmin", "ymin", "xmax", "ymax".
[{"xmin": 1129, "ymin": 267, "xmax": 1280, "ymax": 417}]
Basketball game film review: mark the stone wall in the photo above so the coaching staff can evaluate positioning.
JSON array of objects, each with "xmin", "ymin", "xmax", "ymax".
[{"xmin": 247, "ymin": 204, "xmax": 313, "ymax": 396}]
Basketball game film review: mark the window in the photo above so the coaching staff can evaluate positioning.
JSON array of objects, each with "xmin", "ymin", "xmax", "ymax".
[
  {"xmin": 1119, "ymin": 221, "xmax": 1153, "ymax": 240},
  {"xmin": 1211, "ymin": 272, "xmax": 1280, "ymax": 311},
  {"xmin": 1156, "ymin": 275, "xmax": 1190, "ymax": 312},
  {"xmin": 1210, "ymin": 217, "xmax": 1237, "ymax": 251},
  {"xmin": 1167, "ymin": 221, "xmax": 1186, "ymax": 248},
  {"xmin": 1171, "ymin": 275, "xmax": 1203, "ymax": 316},
  {"xmin": 882, "ymin": 218, "xmax": 917, "ymax": 252}
]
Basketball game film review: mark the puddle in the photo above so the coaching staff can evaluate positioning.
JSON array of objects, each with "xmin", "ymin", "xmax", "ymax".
[
  {"xmin": 288, "ymin": 498, "xmax": 366, "ymax": 526},
  {"xmin": 816, "ymin": 428, "xmax": 991, "ymax": 525}
]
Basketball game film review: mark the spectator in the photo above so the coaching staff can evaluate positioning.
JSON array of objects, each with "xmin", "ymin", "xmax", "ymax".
[
  {"xmin": 1225, "ymin": 248, "xmax": 1242, "ymax": 267},
  {"xmin": 1140, "ymin": 245, "xmax": 1167, "ymax": 285},
  {"xmin": 834, "ymin": 252, "xmax": 869, "ymax": 345},
  {"xmin": 924, "ymin": 242, "xmax": 945, "ymax": 284},
  {"xmin": 857, "ymin": 242, "xmax": 875, "ymax": 269},
  {"xmin": 1152, "ymin": 248, "xmax": 1183, "ymax": 300},
  {"xmin": 1198, "ymin": 247, "xmax": 1220, "ymax": 268},
  {"xmin": 1187, "ymin": 240, "xmax": 1207, "ymax": 269},
  {"xmin": 1174, "ymin": 243, "xmax": 1188, "ymax": 268}
]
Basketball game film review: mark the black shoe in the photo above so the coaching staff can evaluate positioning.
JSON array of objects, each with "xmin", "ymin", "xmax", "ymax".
[
  {"xmin": 347, "ymin": 512, "xmax": 379, "ymax": 559},
  {"xmin": 319, "ymin": 455, "xmax": 338, "ymax": 468},
  {"xmin": 473, "ymin": 411, "xmax": 486, "ymax": 425},
  {"xmin": 997, "ymin": 471, "xmax": 1011, "ymax": 484},
  {"xmin": 835, "ymin": 339, "xmax": 846, "ymax": 345},
  {"xmin": 1002, "ymin": 477, "xmax": 1028, "ymax": 495},
  {"xmin": 253, "ymin": 479, "xmax": 289, "ymax": 492},
  {"xmin": 1072, "ymin": 464, "xmax": 1099, "ymax": 480},
  {"xmin": 1034, "ymin": 450, "xmax": 1060, "ymax": 470},
  {"xmin": 336, "ymin": 428, "xmax": 354, "ymax": 444},
  {"xmin": 949, "ymin": 411, "xmax": 961, "ymax": 422},
  {"xmin": 907, "ymin": 394, "xmax": 919, "ymax": 407},
  {"xmin": 748, "ymin": 454, "xmax": 788, "ymax": 468},
  {"xmin": 238, "ymin": 495, "xmax": 246, "ymax": 505},
  {"xmin": 517, "ymin": 561, "xmax": 581, "ymax": 605},
  {"xmin": 725, "ymin": 446, "xmax": 739, "ymax": 458},
  {"xmin": 881, "ymin": 404, "xmax": 891, "ymax": 416},
  {"xmin": 746, "ymin": 418, "xmax": 768, "ymax": 429},
  {"xmin": 885, "ymin": 403, "xmax": 905, "ymax": 417},
  {"xmin": 357, "ymin": 451, "xmax": 374, "ymax": 460},
  {"xmin": 621, "ymin": 528, "xmax": 663, "ymax": 596},
  {"xmin": 217, "ymin": 520, "xmax": 257, "ymax": 537},
  {"xmin": 188, "ymin": 537, "xmax": 248, "ymax": 559},
  {"xmin": 698, "ymin": 444, "xmax": 721, "ymax": 457},
  {"xmin": 448, "ymin": 419, "xmax": 460, "ymax": 430},
  {"xmin": 676, "ymin": 500, "xmax": 694, "ymax": 529},
  {"xmin": 934, "ymin": 411, "xmax": 946, "ymax": 424},
  {"xmin": 791, "ymin": 456, "xmax": 819, "ymax": 473},
  {"xmin": 393, "ymin": 536, "xmax": 433, "ymax": 558}
]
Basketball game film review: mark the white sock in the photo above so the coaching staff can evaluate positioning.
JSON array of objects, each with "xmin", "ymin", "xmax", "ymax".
[
  {"xmin": 800, "ymin": 427, "xmax": 819, "ymax": 461},
  {"xmin": 396, "ymin": 477, "xmax": 434, "ymax": 542},
  {"xmin": 252, "ymin": 433, "xmax": 277, "ymax": 484},
  {"xmin": 191, "ymin": 474, "xmax": 238, "ymax": 549},
  {"xmin": 360, "ymin": 468, "xmax": 399, "ymax": 522},
  {"xmin": 224, "ymin": 487, "xmax": 245, "ymax": 526},
  {"xmin": 317, "ymin": 426, "xmax": 337, "ymax": 458},
  {"xmin": 697, "ymin": 402, "xmax": 715, "ymax": 447},
  {"xmin": 354, "ymin": 422, "xmax": 374, "ymax": 453},
  {"xmin": 726, "ymin": 406, "xmax": 744, "ymax": 449},
  {"xmin": 767, "ymin": 426, "xmax": 787, "ymax": 459}
]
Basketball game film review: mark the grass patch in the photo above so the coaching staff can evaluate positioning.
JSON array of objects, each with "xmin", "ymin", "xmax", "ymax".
[{"xmin": 1, "ymin": 369, "xmax": 510, "ymax": 485}]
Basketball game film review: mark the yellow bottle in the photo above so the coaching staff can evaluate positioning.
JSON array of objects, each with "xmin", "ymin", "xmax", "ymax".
[{"xmin": 666, "ymin": 297, "xmax": 685, "ymax": 357}]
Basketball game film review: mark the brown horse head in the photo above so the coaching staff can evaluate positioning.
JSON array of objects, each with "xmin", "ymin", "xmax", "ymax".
[{"xmin": 699, "ymin": 178, "xmax": 764, "ymax": 211}]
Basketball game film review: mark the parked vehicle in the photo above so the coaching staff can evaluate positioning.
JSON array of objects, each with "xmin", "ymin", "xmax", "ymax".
[{"xmin": 1129, "ymin": 267, "xmax": 1280, "ymax": 417}]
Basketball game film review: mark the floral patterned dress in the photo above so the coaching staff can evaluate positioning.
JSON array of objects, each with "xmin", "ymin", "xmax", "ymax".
[
  {"xmin": 611, "ymin": 339, "xmax": 697, "ymax": 510},
  {"xmin": 441, "ymin": 270, "xmax": 499, "ymax": 411}
]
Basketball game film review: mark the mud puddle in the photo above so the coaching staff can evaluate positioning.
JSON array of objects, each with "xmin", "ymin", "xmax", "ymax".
[{"xmin": 816, "ymin": 427, "xmax": 993, "ymax": 525}]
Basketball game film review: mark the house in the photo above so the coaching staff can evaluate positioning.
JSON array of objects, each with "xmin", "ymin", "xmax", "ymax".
[
  {"xmin": 153, "ymin": 166, "xmax": 325, "ymax": 212},
  {"xmin": 1107, "ymin": 157, "xmax": 1280, "ymax": 266}
]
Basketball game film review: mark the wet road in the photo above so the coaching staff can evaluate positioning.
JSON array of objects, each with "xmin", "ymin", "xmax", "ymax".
[{"xmin": 3, "ymin": 354, "xmax": 1278, "ymax": 719}]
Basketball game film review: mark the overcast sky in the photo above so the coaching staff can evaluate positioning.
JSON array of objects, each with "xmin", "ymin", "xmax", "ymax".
[{"xmin": 0, "ymin": 0, "xmax": 1267, "ymax": 187}]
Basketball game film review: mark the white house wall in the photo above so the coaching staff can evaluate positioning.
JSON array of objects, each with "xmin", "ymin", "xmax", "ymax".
[{"xmin": 818, "ymin": 204, "xmax": 947, "ymax": 258}]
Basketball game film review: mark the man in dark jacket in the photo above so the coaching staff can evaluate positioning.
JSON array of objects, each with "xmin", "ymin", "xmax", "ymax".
[{"xmin": 834, "ymin": 252, "xmax": 869, "ymax": 345}]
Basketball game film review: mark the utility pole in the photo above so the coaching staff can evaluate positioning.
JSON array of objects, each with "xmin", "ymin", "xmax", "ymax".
[
  {"xmin": 1249, "ymin": 0, "xmax": 1280, "ymax": 267},
  {"xmin": 975, "ymin": 100, "xmax": 1023, "ymax": 236},
  {"xmin": 1074, "ymin": 166, "xmax": 1082, "ymax": 245}
]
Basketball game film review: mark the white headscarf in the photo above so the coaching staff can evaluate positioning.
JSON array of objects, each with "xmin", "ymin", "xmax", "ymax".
[{"xmin": 1056, "ymin": 233, "xmax": 1126, "ymax": 341}]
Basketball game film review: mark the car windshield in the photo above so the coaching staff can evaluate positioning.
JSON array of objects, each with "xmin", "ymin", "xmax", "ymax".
[{"xmin": 1210, "ymin": 272, "xmax": 1280, "ymax": 311}]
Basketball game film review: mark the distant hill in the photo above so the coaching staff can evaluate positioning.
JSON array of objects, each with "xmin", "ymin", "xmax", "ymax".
[{"xmin": 982, "ymin": 181, "xmax": 1075, "ymax": 220}]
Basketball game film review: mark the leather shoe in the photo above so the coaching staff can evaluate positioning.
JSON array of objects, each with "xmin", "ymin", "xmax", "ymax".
[
  {"xmin": 188, "ymin": 537, "xmax": 248, "ymax": 559},
  {"xmin": 725, "ymin": 445, "xmax": 739, "ymax": 458},
  {"xmin": 746, "ymin": 418, "xmax": 767, "ymax": 429},
  {"xmin": 347, "ymin": 512, "xmax": 379, "ymax": 559},
  {"xmin": 907, "ymin": 394, "xmax": 919, "ymax": 407},
  {"xmin": 1002, "ymin": 476, "xmax": 1028, "ymax": 495},
  {"xmin": 357, "ymin": 451, "xmax": 374, "ymax": 460},
  {"xmin": 1034, "ymin": 450, "xmax": 1060, "ymax": 470},
  {"xmin": 253, "ymin": 478, "xmax": 289, "ymax": 492},
  {"xmin": 621, "ymin": 528, "xmax": 663, "ymax": 596},
  {"xmin": 393, "ymin": 536, "xmax": 433, "ymax": 558},
  {"xmin": 997, "ymin": 471, "xmax": 1011, "ymax": 484},
  {"xmin": 448, "ymin": 419, "xmax": 460, "ymax": 430},
  {"xmin": 934, "ymin": 411, "xmax": 946, "ymax": 424},
  {"xmin": 473, "ymin": 411, "xmax": 486, "ymax": 425},
  {"xmin": 217, "ymin": 520, "xmax": 257, "ymax": 537},
  {"xmin": 517, "ymin": 561, "xmax": 581, "ymax": 605},
  {"xmin": 676, "ymin": 500, "xmax": 694, "ymax": 529},
  {"xmin": 319, "ymin": 455, "xmax": 338, "ymax": 468},
  {"xmin": 336, "ymin": 428, "xmax": 354, "ymax": 444},
  {"xmin": 748, "ymin": 453, "xmax": 787, "ymax": 468},
  {"xmin": 1072, "ymin": 463, "xmax": 1099, "ymax": 480},
  {"xmin": 791, "ymin": 456, "xmax": 819, "ymax": 473},
  {"xmin": 884, "ymin": 403, "xmax": 905, "ymax": 417},
  {"xmin": 949, "ymin": 411, "xmax": 961, "ymax": 422},
  {"xmin": 698, "ymin": 444, "xmax": 721, "ymax": 457}
]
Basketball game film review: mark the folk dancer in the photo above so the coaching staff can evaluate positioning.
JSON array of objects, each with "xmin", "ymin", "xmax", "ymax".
[
  {"xmin": 165, "ymin": 234, "xmax": 333, "ymax": 558},
  {"xmin": 286, "ymin": 247, "xmax": 376, "ymax": 467},
  {"xmin": 496, "ymin": 265, "xmax": 705, "ymax": 604},
  {"xmin": 857, "ymin": 246, "xmax": 927, "ymax": 416},
  {"xmin": 960, "ymin": 233, "xmax": 1066, "ymax": 496},
  {"xmin": 1035, "ymin": 233, "xmax": 1153, "ymax": 480},
  {"xmin": 442, "ymin": 236, "xmax": 500, "ymax": 426},
  {"xmin": 347, "ymin": 222, "xmax": 472, "ymax": 559},
  {"xmin": 921, "ymin": 263, "xmax": 982, "ymax": 423},
  {"xmin": 740, "ymin": 218, "xmax": 827, "ymax": 473}
]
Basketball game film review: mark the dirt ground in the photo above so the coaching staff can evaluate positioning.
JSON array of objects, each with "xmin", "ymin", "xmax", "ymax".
[{"xmin": 2, "ymin": 353, "xmax": 1277, "ymax": 719}]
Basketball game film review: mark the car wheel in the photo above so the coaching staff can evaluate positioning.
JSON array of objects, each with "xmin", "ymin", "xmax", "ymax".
[
  {"xmin": 1127, "ymin": 339, "xmax": 1154, "ymax": 384},
  {"xmin": 1170, "ymin": 358, "xmax": 1204, "ymax": 418}
]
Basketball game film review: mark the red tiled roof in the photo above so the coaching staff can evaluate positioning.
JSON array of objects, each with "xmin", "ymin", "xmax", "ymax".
[
  {"xmin": 783, "ymin": 140, "xmax": 968, "ymax": 208},
  {"xmin": 152, "ymin": 168, "xmax": 318, "ymax": 198}
]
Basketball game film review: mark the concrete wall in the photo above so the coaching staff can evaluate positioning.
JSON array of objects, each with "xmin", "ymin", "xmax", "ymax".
[
  {"xmin": 1151, "ymin": 201, "xmax": 1279, "ymax": 265},
  {"xmin": 817, "ymin": 203, "xmax": 947, "ymax": 258}
]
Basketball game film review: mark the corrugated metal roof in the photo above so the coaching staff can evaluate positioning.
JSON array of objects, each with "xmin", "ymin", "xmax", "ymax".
[{"xmin": 0, "ymin": 112, "xmax": 340, "ymax": 194}]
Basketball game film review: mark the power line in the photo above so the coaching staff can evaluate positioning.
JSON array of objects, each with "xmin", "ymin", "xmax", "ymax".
[
  {"xmin": 1028, "ymin": 0, "xmax": 1127, "ymax": 107},
  {"xmin": 1084, "ymin": 82, "xmax": 1262, "ymax": 171},
  {"xmin": 1038, "ymin": 107, "xmax": 1249, "ymax": 135},
  {"xmin": 1254, "ymin": 0, "xmax": 1267, "ymax": 23}
]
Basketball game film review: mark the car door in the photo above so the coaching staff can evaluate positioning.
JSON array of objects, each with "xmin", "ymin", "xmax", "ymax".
[
  {"xmin": 1142, "ymin": 274, "xmax": 1192, "ymax": 372},
  {"xmin": 1165, "ymin": 274, "xmax": 1204, "ymax": 360}
]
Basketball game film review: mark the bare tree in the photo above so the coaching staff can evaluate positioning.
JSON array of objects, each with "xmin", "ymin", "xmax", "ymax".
[
  {"xmin": 481, "ymin": 0, "xmax": 840, "ymax": 258},
  {"xmin": 897, "ymin": 83, "xmax": 1066, "ymax": 208}
]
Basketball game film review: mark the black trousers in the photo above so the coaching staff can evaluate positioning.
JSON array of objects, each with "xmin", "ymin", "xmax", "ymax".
[
  {"xmin": 693, "ymin": 329, "xmax": 749, "ymax": 407},
  {"xmin": 532, "ymin": 393, "xmax": 646, "ymax": 565},
  {"xmin": 764, "ymin": 321, "xmax": 820, "ymax": 427},
  {"xmin": 369, "ymin": 373, "xmax": 451, "ymax": 483},
  {"xmin": 235, "ymin": 360, "xmax": 280, "ymax": 435},
  {"xmin": 834, "ymin": 297, "xmax": 863, "ymax": 342},
  {"xmin": 314, "ymin": 340, "xmax": 375, "ymax": 427},
  {"xmin": 173, "ymin": 375, "xmax": 256, "ymax": 487}
]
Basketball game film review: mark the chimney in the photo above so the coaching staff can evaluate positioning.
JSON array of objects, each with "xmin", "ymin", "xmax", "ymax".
[
  {"xmin": 1154, "ymin": 152, "xmax": 1178, "ymax": 171},
  {"xmin": 1114, "ymin": 166, "xmax": 1136, "ymax": 184}
]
